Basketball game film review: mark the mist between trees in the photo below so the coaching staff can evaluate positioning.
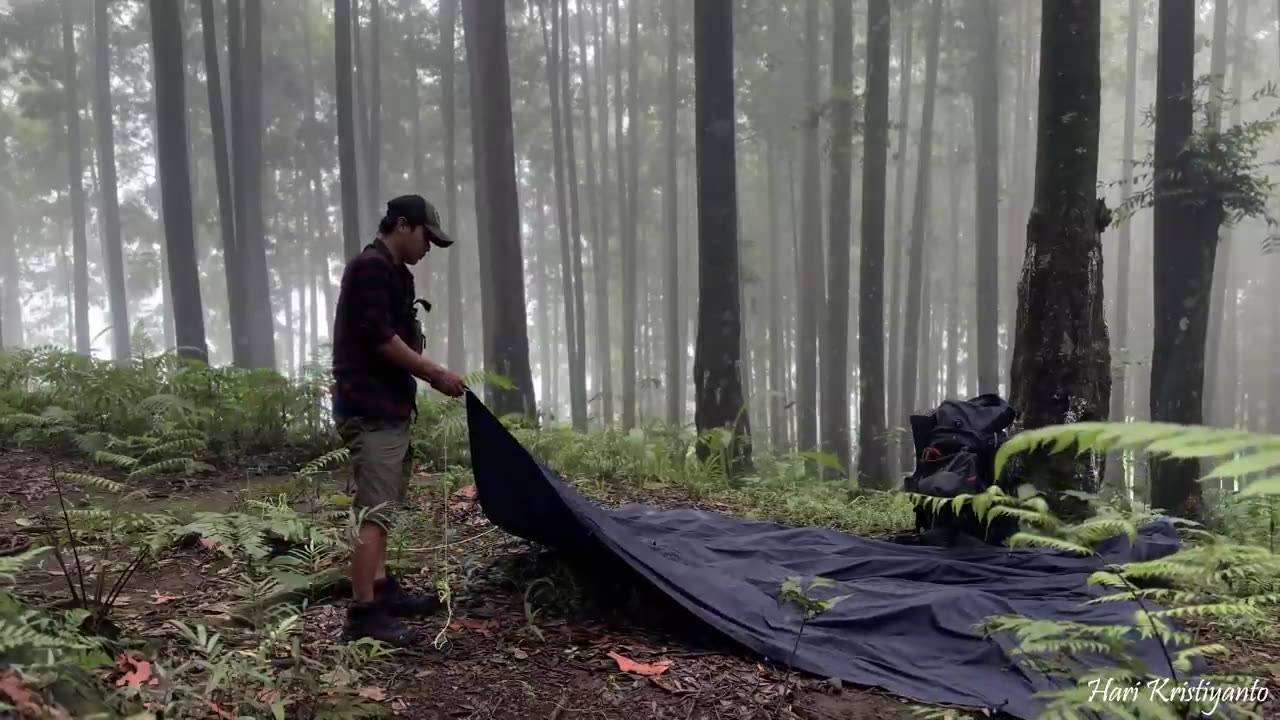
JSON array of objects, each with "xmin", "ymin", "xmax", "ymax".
[{"xmin": 0, "ymin": 0, "xmax": 1278, "ymax": 514}]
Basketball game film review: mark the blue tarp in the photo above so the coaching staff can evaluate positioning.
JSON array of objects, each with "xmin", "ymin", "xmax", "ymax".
[{"xmin": 464, "ymin": 390, "xmax": 1186, "ymax": 718}]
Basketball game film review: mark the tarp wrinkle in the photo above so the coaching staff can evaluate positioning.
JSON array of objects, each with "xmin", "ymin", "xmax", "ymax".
[{"xmin": 464, "ymin": 391, "xmax": 1188, "ymax": 720}]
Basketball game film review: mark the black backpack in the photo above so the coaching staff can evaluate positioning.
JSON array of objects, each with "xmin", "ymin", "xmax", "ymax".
[{"xmin": 903, "ymin": 394, "xmax": 1019, "ymax": 543}]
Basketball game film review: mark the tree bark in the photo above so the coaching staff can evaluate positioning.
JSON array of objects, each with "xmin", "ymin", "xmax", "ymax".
[
  {"xmin": 858, "ymin": 0, "xmax": 891, "ymax": 489},
  {"xmin": 234, "ymin": 0, "xmax": 275, "ymax": 369},
  {"xmin": 93, "ymin": 0, "xmax": 130, "ymax": 362},
  {"xmin": 1150, "ymin": 0, "xmax": 1218, "ymax": 520},
  {"xmin": 821, "ymin": 0, "xmax": 855, "ymax": 477},
  {"xmin": 438, "ymin": 0, "xmax": 464, "ymax": 372},
  {"xmin": 899, "ymin": 0, "xmax": 942, "ymax": 470},
  {"xmin": 664, "ymin": 0, "xmax": 682, "ymax": 429},
  {"xmin": 365, "ymin": 0, "xmax": 381, "ymax": 225},
  {"xmin": 201, "ymin": 0, "xmax": 247, "ymax": 366},
  {"xmin": 60, "ymin": 0, "xmax": 91, "ymax": 356},
  {"xmin": 621, "ymin": 0, "xmax": 640, "ymax": 430},
  {"xmin": 593, "ymin": 0, "xmax": 614, "ymax": 426},
  {"xmin": 0, "ymin": 195, "xmax": 23, "ymax": 349},
  {"xmin": 796, "ymin": 0, "xmax": 823, "ymax": 455},
  {"xmin": 945, "ymin": 110, "xmax": 962, "ymax": 401},
  {"xmin": 1204, "ymin": 0, "xmax": 1248, "ymax": 427},
  {"xmin": 1010, "ymin": 0, "xmax": 1109, "ymax": 519},
  {"xmin": 462, "ymin": 0, "xmax": 538, "ymax": 419},
  {"xmin": 970, "ymin": 0, "xmax": 999, "ymax": 394},
  {"xmin": 150, "ymin": 0, "xmax": 208, "ymax": 362},
  {"xmin": 887, "ymin": 1, "xmax": 914, "ymax": 474},
  {"xmin": 335, "ymin": 0, "xmax": 361, "ymax": 259},
  {"xmin": 574, "ymin": 0, "xmax": 601, "ymax": 421},
  {"xmin": 561, "ymin": 0, "xmax": 589, "ymax": 430},
  {"xmin": 537, "ymin": 0, "xmax": 583, "ymax": 426},
  {"xmin": 1104, "ymin": 0, "xmax": 1141, "ymax": 495},
  {"xmin": 693, "ymin": 0, "xmax": 751, "ymax": 473}
]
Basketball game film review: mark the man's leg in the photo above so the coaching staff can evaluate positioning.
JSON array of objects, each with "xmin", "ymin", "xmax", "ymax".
[
  {"xmin": 342, "ymin": 418, "xmax": 420, "ymax": 646},
  {"xmin": 351, "ymin": 521, "xmax": 387, "ymax": 603},
  {"xmin": 371, "ymin": 432, "xmax": 441, "ymax": 617}
]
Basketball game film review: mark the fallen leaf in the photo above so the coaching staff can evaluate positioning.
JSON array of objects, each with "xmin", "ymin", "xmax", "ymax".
[
  {"xmin": 607, "ymin": 651, "xmax": 672, "ymax": 677},
  {"xmin": 452, "ymin": 484, "xmax": 477, "ymax": 500},
  {"xmin": 204, "ymin": 700, "xmax": 237, "ymax": 720},
  {"xmin": 510, "ymin": 647, "xmax": 529, "ymax": 660},
  {"xmin": 258, "ymin": 688, "xmax": 282, "ymax": 705},
  {"xmin": 115, "ymin": 654, "xmax": 156, "ymax": 689},
  {"xmin": 0, "ymin": 669, "xmax": 69, "ymax": 719},
  {"xmin": 45, "ymin": 568, "xmax": 66, "ymax": 577},
  {"xmin": 358, "ymin": 687, "xmax": 387, "ymax": 702},
  {"xmin": 449, "ymin": 618, "xmax": 495, "ymax": 636},
  {"xmin": 151, "ymin": 592, "xmax": 179, "ymax": 605}
]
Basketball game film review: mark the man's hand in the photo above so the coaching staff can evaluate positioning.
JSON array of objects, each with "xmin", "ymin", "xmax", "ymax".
[{"xmin": 421, "ymin": 362, "xmax": 466, "ymax": 397}]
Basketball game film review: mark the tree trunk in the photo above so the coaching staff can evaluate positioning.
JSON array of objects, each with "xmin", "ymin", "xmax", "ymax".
[
  {"xmin": 887, "ymin": 1, "xmax": 914, "ymax": 474},
  {"xmin": 767, "ymin": 134, "xmax": 786, "ymax": 451},
  {"xmin": 945, "ymin": 115, "xmax": 962, "ymax": 401},
  {"xmin": 664, "ymin": 0, "xmax": 682, "ymax": 429},
  {"xmin": 970, "ymin": 0, "xmax": 999, "ymax": 394},
  {"xmin": 1009, "ymin": 0, "xmax": 1109, "ymax": 519},
  {"xmin": 821, "ymin": 0, "xmax": 855, "ymax": 477},
  {"xmin": 365, "ymin": 0, "xmax": 381, "ymax": 225},
  {"xmin": 335, "ymin": 0, "xmax": 361, "ymax": 259},
  {"xmin": 857, "ymin": 0, "xmax": 891, "ymax": 488},
  {"xmin": 201, "ymin": 0, "xmax": 247, "ymax": 366},
  {"xmin": 796, "ymin": 0, "xmax": 823, "ymax": 455},
  {"xmin": 575, "ymin": 0, "xmax": 600, "ymax": 417},
  {"xmin": 93, "ymin": 0, "xmax": 130, "ymax": 362},
  {"xmin": 561, "ymin": 0, "xmax": 589, "ymax": 430},
  {"xmin": 621, "ymin": 0, "xmax": 640, "ymax": 430},
  {"xmin": 0, "ymin": 197, "xmax": 23, "ymax": 349},
  {"xmin": 537, "ymin": 0, "xmax": 583, "ymax": 426},
  {"xmin": 1150, "ymin": 0, "xmax": 1218, "ymax": 521},
  {"xmin": 1104, "ymin": 0, "xmax": 1141, "ymax": 495},
  {"xmin": 437, "ymin": 0, "xmax": 464, "ymax": 372},
  {"xmin": 236, "ymin": 0, "xmax": 274, "ymax": 369},
  {"xmin": 150, "ymin": 0, "xmax": 208, "ymax": 362},
  {"xmin": 1204, "ymin": 0, "xmax": 1248, "ymax": 427},
  {"xmin": 593, "ymin": 0, "xmax": 614, "ymax": 426},
  {"xmin": 61, "ymin": 0, "xmax": 91, "ymax": 356},
  {"xmin": 462, "ymin": 0, "xmax": 537, "ymax": 420},
  {"xmin": 899, "ymin": 0, "xmax": 942, "ymax": 470},
  {"xmin": 535, "ymin": 187, "xmax": 553, "ymax": 411},
  {"xmin": 693, "ymin": 0, "xmax": 751, "ymax": 474}
]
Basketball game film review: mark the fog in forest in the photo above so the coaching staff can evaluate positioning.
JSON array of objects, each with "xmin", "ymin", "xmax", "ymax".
[{"xmin": 1, "ymin": 0, "xmax": 1278, "ymax": 509}]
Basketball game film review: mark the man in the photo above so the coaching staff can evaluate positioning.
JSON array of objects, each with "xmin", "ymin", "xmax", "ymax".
[{"xmin": 331, "ymin": 194, "xmax": 466, "ymax": 645}]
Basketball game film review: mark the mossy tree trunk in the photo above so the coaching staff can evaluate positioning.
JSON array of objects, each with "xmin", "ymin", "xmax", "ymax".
[{"xmin": 1008, "ymin": 0, "xmax": 1110, "ymax": 520}]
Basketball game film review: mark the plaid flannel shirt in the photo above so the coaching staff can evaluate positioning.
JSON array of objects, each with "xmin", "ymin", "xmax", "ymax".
[{"xmin": 331, "ymin": 239, "xmax": 419, "ymax": 422}]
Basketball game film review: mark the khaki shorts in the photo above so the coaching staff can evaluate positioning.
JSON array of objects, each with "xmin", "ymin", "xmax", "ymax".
[{"xmin": 338, "ymin": 417, "xmax": 413, "ymax": 530}]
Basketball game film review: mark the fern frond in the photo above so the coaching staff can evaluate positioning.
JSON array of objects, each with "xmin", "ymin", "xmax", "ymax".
[
  {"xmin": 297, "ymin": 448, "xmax": 351, "ymax": 477},
  {"xmin": 129, "ymin": 457, "xmax": 196, "ymax": 479},
  {"xmin": 138, "ymin": 437, "xmax": 206, "ymax": 460},
  {"xmin": 55, "ymin": 472, "xmax": 124, "ymax": 493},
  {"xmin": 91, "ymin": 451, "xmax": 138, "ymax": 470},
  {"xmin": 1070, "ymin": 518, "xmax": 1138, "ymax": 547},
  {"xmin": 1007, "ymin": 532, "xmax": 1095, "ymax": 556}
]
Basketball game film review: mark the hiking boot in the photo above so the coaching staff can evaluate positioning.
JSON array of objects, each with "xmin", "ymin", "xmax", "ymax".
[
  {"xmin": 343, "ymin": 601, "xmax": 421, "ymax": 647},
  {"xmin": 375, "ymin": 572, "xmax": 441, "ymax": 618}
]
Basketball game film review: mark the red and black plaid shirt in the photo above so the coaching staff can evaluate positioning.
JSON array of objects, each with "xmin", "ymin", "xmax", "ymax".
[{"xmin": 331, "ymin": 239, "xmax": 419, "ymax": 422}]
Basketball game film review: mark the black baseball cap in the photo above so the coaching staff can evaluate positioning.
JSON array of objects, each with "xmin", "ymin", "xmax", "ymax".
[{"xmin": 386, "ymin": 194, "xmax": 454, "ymax": 247}]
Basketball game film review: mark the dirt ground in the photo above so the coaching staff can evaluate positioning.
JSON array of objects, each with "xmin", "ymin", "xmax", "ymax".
[
  {"xmin": 1, "ymin": 449, "xmax": 933, "ymax": 719},
  {"xmin": 4, "ymin": 447, "xmax": 1277, "ymax": 720}
]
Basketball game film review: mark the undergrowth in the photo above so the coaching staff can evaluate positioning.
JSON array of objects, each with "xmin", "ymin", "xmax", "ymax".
[{"xmin": 6, "ymin": 349, "xmax": 1280, "ymax": 718}]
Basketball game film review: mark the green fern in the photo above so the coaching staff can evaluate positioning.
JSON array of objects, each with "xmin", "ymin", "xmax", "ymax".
[{"xmin": 994, "ymin": 421, "xmax": 1280, "ymax": 496}]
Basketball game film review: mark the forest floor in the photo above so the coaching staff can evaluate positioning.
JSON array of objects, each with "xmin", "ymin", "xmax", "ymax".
[
  {"xmin": 3, "ymin": 446, "xmax": 1278, "ymax": 720},
  {"xmin": 0, "ymin": 448, "xmax": 932, "ymax": 720}
]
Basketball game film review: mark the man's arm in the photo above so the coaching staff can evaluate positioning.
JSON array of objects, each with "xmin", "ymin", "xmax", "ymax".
[{"xmin": 375, "ymin": 334, "xmax": 446, "ymax": 384}]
